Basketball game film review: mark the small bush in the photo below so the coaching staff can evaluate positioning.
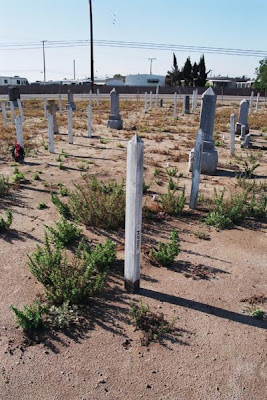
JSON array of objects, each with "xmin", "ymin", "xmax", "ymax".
[
  {"xmin": 0, "ymin": 210, "xmax": 12, "ymax": 232},
  {"xmin": 69, "ymin": 175, "xmax": 125, "ymax": 230},
  {"xmin": 37, "ymin": 202, "xmax": 47, "ymax": 210},
  {"xmin": 28, "ymin": 235, "xmax": 116, "ymax": 305},
  {"xmin": 166, "ymin": 167, "xmax": 178, "ymax": 177},
  {"xmin": 12, "ymin": 167, "xmax": 25, "ymax": 183},
  {"xmin": 46, "ymin": 301, "xmax": 79, "ymax": 329},
  {"xmin": 0, "ymin": 175, "xmax": 10, "ymax": 197},
  {"xmin": 160, "ymin": 186, "xmax": 186, "ymax": 216},
  {"xmin": 130, "ymin": 301, "xmax": 174, "ymax": 345},
  {"xmin": 150, "ymin": 229, "xmax": 180, "ymax": 267},
  {"xmin": 58, "ymin": 183, "xmax": 69, "ymax": 196},
  {"xmin": 32, "ymin": 172, "xmax": 41, "ymax": 181},
  {"xmin": 10, "ymin": 301, "xmax": 45, "ymax": 331},
  {"xmin": 45, "ymin": 218, "xmax": 81, "ymax": 246},
  {"xmin": 51, "ymin": 193, "xmax": 71, "ymax": 219},
  {"xmin": 205, "ymin": 188, "xmax": 266, "ymax": 229}
]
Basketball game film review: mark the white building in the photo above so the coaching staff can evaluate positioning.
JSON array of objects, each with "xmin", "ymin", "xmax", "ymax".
[
  {"xmin": 0, "ymin": 76, "xmax": 29, "ymax": 86},
  {"xmin": 125, "ymin": 74, "xmax": 165, "ymax": 87}
]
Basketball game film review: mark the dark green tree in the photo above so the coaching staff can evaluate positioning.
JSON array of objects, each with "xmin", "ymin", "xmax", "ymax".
[
  {"xmin": 198, "ymin": 55, "xmax": 208, "ymax": 86},
  {"xmin": 254, "ymin": 58, "xmax": 267, "ymax": 90},
  {"xmin": 192, "ymin": 62, "xmax": 199, "ymax": 86},
  {"xmin": 182, "ymin": 57, "xmax": 193, "ymax": 85},
  {"xmin": 166, "ymin": 53, "xmax": 182, "ymax": 86}
]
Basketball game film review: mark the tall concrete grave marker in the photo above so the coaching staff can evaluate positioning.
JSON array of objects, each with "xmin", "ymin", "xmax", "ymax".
[
  {"xmin": 67, "ymin": 107, "xmax": 73, "ymax": 144},
  {"xmin": 189, "ymin": 87, "xmax": 218, "ymax": 174},
  {"xmin": 189, "ymin": 129, "xmax": 204, "ymax": 209},
  {"xmin": 107, "ymin": 88, "xmax": 123, "ymax": 129},
  {"xmin": 10, "ymin": 102, "xmax": 15, "ymax": 125},
  {"xmin": 87, "ymin": 103, "xmax": 92, "ymax": 138},
  {"xmin": 44, "ymin": 98, "xmax": 48, "ymax": 119},
  {"xmin": 144, "ymin": 92, "xmax": 148, "ymax": 113},
  {"xmin": 67, "ymin": 90, "xmax": 76, "ymax": 111},
  {"xmin": 58, "ymin": 95, "xmax": 63, "ymax": 115},
  {"xmin": 17, "ymin": 99, "xmax": 24, "ymax": 122},
  {"xmin": 256, "ymin": 92, "xmax": 260, "ymax": 112},
  {"xmin": 230, "ymin": 113, "xmax": 235, "ymax": 156},
  {"xmin": 183, "ymin": 95, "xmax": 190, "ymax": 114},
  {"xmin": 15, "ymin": 115, "xmax": 23, "ymax": 147},
  {"xmin": 173, "ymin": 92, "xmax": 177, "ymax": 119},
  {"xmin": 236, "ymin": 99, "xmax": 249, "ymax": 135},
  {"xmin": 249, "ymin": 91, "xmax": 254, "ymax": 111},
  {"xmin": 48, "ymin": 100, "xmax": 59, "ymax": 134},
  {"xmin": 48, "ymin": 114, "xmax": 54, "ymax": 153},
  {"xmin": 1, "ymin": 102, "xmax": 7, "ymax": 125},
  {"xmin": 124, "ymin": 135, "xmax": 144, "ymax": 292},
  {"xmin": 149, "ymin": 91, "xmax": 152, "ymax": 110}
]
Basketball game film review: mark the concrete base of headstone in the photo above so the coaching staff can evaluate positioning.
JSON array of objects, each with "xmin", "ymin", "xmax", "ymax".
[
  {"xmin": 107, "ymin": 116, "xmax": 123, "ymax": 130},
  {"xmin": 235, "ymin": 122, "xmax": 249, "ymax": 135},
  {"xmin": 125, "ymin": 279, "xmax": 140, "ymax": 293},
  {"xmin": 241, "ymin": 134, "xmax": 252, "ymax": 149},
  {"xmin": 66, "ymin": 102, "xmax": 76, "ymax": 111},
  {"xmin": 189, "ymin": 148, "xmax": 218, "ymax": 175}
]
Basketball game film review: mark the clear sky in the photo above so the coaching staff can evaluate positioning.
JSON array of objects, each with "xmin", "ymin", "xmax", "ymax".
[{"xmin": 1, "ymin": 0, "xmax": 267, "ymax": 82}]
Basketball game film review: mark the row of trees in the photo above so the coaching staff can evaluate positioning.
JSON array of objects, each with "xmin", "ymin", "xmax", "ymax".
[{"xmin": 166, "ymin": 54, "xmax": 209, "ymax": 87}]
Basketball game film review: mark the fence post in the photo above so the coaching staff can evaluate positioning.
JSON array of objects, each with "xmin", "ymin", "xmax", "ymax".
[{"xmin": 48, "ymin": 114, "xmax": 54, "ymax": 153}]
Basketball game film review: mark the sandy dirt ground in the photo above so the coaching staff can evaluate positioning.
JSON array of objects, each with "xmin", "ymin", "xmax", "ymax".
[{"xmin": 0, "ymin": 97, "xmax": 266, "ymax": 400}]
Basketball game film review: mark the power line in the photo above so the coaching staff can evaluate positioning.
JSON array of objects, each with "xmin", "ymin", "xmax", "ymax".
[{"xmin": 0, "ymin": 39, "xmax": 266, "ymax": 57}]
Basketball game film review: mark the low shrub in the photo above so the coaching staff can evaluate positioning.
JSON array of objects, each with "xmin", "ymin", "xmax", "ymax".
[
  {"xmin": 0, "ymin": 210, "xmax": 12, "ymax": 232},
  {"xmin": 10, "ymin": 301, "xmax": 45, "ymax": 331},
  {"xmin": 0, "ymin": 175, "xmax": 10, "ymax": 197},
  {"xmin": 51, "ymin": 193, "xmax": 71, "ymax": 219},
  {"xmin": 12, "ymin": 167, "xmax": 25, "ymax": 183},
  {"xmin": 150, "ymin": 229, "xmax": 180, "ymax": 267},
  {"xmin": 130, "ymin": 301, "xmax": 174, "ymax": 345},
  {"xmin": 69, "ymin": 175, "xmax": 125, "ymax": 230},
  {"xmin": 28, "ymin": 234, "xmax": 116, "ymax": 305},
  {"xmin": 45, "ymin": 218, "xmax": 81, "ymax": 246},
  {"xmin": 160, "ymin": 186, "xmax": 186, "ymax": 216}
]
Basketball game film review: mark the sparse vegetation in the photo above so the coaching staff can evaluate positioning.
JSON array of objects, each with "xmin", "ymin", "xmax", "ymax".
[
  {"xmin": 10, "ymin": 301, "xmax": 45, "ymax": 331},
  {"xmin": 69, "ymin": 175, "xmax": 125, "ymax": 230},
  {"xmin": 27, "ymin": 234, "xmax": 116, "ymax": 305},
  {"xmin": 130, "ymin": 301, "xmax": 175, "ymax": 345},
  {"xmin": 150, "ymin": 229, "xmax": 180, "ymax": 267},
  {"xmin": 0, "ymin": 175, "xmax": 10, "ymax": 197},
  {"xmin": 45, "ymin": 218, "xmax": 81, "ymax": 246},
  {"xmin": 12, "ymin": 167, "xmax": 25, "ymax": 183},
  {"xmin": 160, "ymin": 186, "xmax": 186, "ymax": 215},
  {"xmin": 0, "ymin": 210, "xmax": 12, "ymax": 231}
]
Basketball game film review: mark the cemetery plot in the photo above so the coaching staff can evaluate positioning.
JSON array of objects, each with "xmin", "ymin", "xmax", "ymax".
[{"xmin": 0, "ymin": 95, "xmax": 266, "ymax": 400}]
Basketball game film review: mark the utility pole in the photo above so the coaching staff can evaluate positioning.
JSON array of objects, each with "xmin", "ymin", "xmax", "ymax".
[
  {"xmin": 88, "ymin": 0, "xmax": 94, "ymax": 92},
  {"xmin": 73, "ymin": 59, "xmax": 76, "ymax": 80},
  {"xmin": 41, "ymin": 40, "xmax": 47, "ymax": 82},
  {"xmin": 148, "ymin": 58, "xmax": 156, "ymax": 75}
]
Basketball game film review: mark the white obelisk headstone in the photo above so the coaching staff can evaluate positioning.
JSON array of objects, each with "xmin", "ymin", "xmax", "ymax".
[
  {"xmin": 15, "ymin": 115, "xmax": 23, "ymax": 147},
  {"xmin": 58, "ymin": 95, "xmax": 63, "ymax": 115},
  {"xmin": 230, "ymin": 113, "xmax": 235, "ymax": 157},
  {"xmin": 155, "ymin": 85, "xmax": 159, "ymax": 107},
  {"xmin": 87, "ymin": 104, "xmax": 92, "ymax": 138},
  {"xmin": 124, "ymin": 135, "xmax": 144, "ymax": 293},
  {"xmin": 256, "ymin": 92, "xmax": 260, "ymax": 112},
  {"xmin": 144, "ymin": 92, "xmax": 148, "ymax": 114},
  {"xmin": 189, "ymin": 129, "xmax": 204, "ymax": 209},
  {"xmin": 1, "ymin": 102, "xmax": 7, "ymax": 125},
  {"xmin": 68, "ymin": 107, "xmax": 73, "ymax": 144},
  {"xmin": 48, "ymin": 114, "xmax": 54, "ymax": 153},
  {"xmin": 149, "ymin": 91, "xmax": 152, "ymax": 110},
  {"xmin": 10, "ymin": 101, "xmax": 15, "ymax": 125},
  {"xmin": 17, "ymin": 99, "xmax": 24, "ymax": 122},
  {"xmin": 44, "ymin": 98, "xmax": 48, "ymax": 119},
  {"xmin": 174, "ymin": 92, "xmax": 177, "ymax": 119}
]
